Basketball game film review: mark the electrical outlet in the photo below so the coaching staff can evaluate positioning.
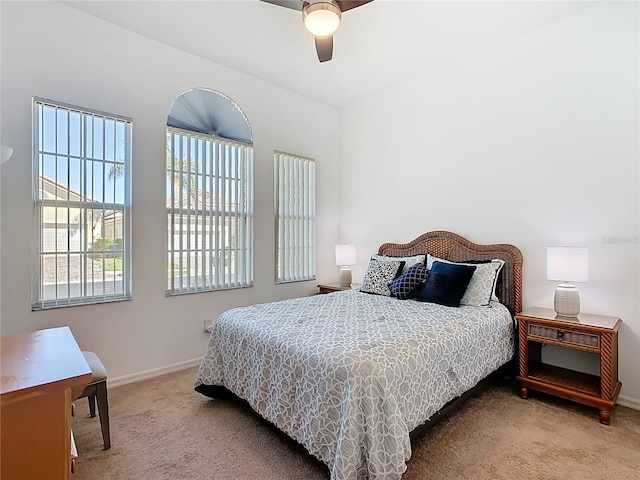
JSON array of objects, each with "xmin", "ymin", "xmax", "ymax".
[{"xmin": 203, "ymin": 318, "xmax": 215, "ymax": 333}]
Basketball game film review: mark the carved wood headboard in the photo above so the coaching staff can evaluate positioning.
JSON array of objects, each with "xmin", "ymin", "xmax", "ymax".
[{"xmin": 378, "ymin": 230, "xmax": 523, "ymax": 315}]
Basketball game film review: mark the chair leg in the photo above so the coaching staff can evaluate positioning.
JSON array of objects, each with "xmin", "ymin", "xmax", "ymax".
[
  {"xmin": 95, "ymin": 380, "xmax": 111, "ymax": 450},
  {"xmin": 88, "ymin": 394, "xmax": 96, "ymax": 418}
]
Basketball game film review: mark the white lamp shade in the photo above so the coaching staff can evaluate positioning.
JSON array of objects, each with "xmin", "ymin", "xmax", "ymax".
[
  {"xmin": 335, "ymin": 244, "xmax": 356, "ymax": 266},
  {"xmin": 547, "ymin": 247, "xmax": 589, "ymax": 283},
  {"xmin": 303, "ymin": 2, "xmax": 341, "ymax": 37}
]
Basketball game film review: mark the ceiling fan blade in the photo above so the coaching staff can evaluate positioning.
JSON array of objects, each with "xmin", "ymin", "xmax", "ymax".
[
  {"xmin": 336, "ymin": 0, "xmax": 373, "ymax": 12},
  {"xmin": 315, "ymin": 36, "xmax": 333, "ymax": 62},
  {"xmin": 260, "ymin": 0, "xmax": 303, "ymax": 11}
]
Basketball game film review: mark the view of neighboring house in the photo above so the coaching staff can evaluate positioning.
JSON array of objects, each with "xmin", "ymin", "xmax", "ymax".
[
  {"xmin": 38, "ymin": 174, "xmax": 122, "ymax": 299},
  {"xmin": 166, "ymin": 182, "xmax": 248, "ymax": 290},
  {"xmin": 102, "ymin": 209, "xmax": 123, "ymax": 241},
  {"xmin": 39, "ymin": 174, "xmax": 99, "ymax": 253},
  {"xmin": 40, "ymin": 168, "xmax": 246, "ymax": 297}
]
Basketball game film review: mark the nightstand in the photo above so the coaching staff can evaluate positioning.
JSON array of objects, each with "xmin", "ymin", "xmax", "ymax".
[
  {"xmin": 515, "ymin": 307, "xmax": 622, "ymax": 425},
  {"xmin": 317, "ymin": 283, "xmax": 359, "ymax": 294}
]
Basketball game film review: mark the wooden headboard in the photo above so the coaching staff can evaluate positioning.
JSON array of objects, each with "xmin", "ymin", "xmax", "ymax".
[{"xmin": 378, "ymin": 230, "xmax": 523, "ymax": 315}]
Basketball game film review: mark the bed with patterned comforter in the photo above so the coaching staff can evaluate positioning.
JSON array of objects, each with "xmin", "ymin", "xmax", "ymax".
[{"xmin": 194, "ymin": 288, "xmax": 515, "ymax": 480}]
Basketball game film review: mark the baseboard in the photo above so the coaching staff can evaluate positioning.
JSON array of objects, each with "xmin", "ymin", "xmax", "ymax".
[
  {"xmin": 618, "ymin": 395, "xmax": 640, "ymax": 411},
  {"xmin": 107, "ymin": 357, "xmax": 202, "ymax": 388}
]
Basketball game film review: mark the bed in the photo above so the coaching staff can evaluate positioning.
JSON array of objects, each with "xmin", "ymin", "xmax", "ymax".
[{"xmin": 195, "ymin": 231, "xmax": 523, "ymax": 480}]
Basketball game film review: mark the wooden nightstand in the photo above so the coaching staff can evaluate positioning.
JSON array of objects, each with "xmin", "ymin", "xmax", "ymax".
[
  {"xmin": 317, "ymin": 283, "xmax": 359, "ymax": 294},
  {"xmin": 515, "ymin": 307, "xmax": 622, "ymax": 425}
]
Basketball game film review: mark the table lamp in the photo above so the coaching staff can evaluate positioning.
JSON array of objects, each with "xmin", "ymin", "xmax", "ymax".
[
  {"xmin": 335, "ymin": 244, "xmax": 356, "ymax": 287},
  {"xmin": 547, "ymin": 246, "xmax": 589, "ymax": 318}
]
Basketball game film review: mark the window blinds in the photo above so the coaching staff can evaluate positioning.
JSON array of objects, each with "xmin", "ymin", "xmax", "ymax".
[
  {"xmin": 274, "ymin": 151, "xmax": 316, "ymax": 283},
  {"xmin": 32, "ymin": 97, "xmax": 132, "ymax": 309},
  {"xmin": 166, "ymin": 127, "xmax": 254, "ymax": 294}
]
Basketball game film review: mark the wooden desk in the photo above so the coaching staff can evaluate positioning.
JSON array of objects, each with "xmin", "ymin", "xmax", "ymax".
[{"xmin": 1, "ymin": 327, "xmax": 92, "ymax": 479}]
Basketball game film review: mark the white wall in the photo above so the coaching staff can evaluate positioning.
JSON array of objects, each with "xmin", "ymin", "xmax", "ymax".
[
  {"xmin": 0, "ymin": 2, "xmax": 340, "ymax": 380},
  {"xmin": 339, "ymin": 2, "xmax": 640, "ymax": 406}
]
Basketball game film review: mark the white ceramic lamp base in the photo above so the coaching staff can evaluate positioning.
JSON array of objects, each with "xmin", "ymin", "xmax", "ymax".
[
  {"xmin": 338, "ymin": 266, "xmax": 352, "ymax": 287},
  {"xmin": 554, "ymin": 283, "xmax": 580, "ymax": 318}
]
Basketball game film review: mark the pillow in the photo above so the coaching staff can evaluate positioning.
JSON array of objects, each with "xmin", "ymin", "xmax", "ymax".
[
  {"xmin": 426, "ymin": 254, "xmax": 505, "ymax": 307},
  {"xmin": 461, "ymin": 259, "xmax": 505, "ymax": 304},
  {"xmin": 360, "ymin": 258, "xmax": 405, "ymax": 296},
  {"xmin": 416, "ymin": 261, "xmax": 476, "ymax": 307},
  {"xmin": 372, "ymin": 254, "xmax": 425, "ymax": 274},
  {"xmin": 389, "ymin": 262, "xmax": 429, "ymax": 300},
  {"xmin": 462, "ymin": 260, "xmax": 504, "ymax": 306}
]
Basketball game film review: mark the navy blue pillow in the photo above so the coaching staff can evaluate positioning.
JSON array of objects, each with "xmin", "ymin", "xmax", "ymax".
[
  {"xmin": 389, "ymin": 262, "xmax": 429, "ymax": 300},
  {"xmin": 417, "ymin": 261, "xmax": 476, "ymax": 307}
]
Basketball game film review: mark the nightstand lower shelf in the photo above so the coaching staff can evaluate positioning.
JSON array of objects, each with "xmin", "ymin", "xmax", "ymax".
[
  {"xmin": 517, "ymin": 363, "xmax": 622, "ymax": 424},
  {"xmin": 528, "ymin": 363, "xmax": 600, "ymax": 396}
]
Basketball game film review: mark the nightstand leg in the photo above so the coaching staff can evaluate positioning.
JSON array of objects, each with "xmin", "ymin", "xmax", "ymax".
[
  {"xmin": 519, "ymin": 386, "xmax": 528, "ymax": 399},
  {"xmin": 599, "ymin": 409, "xmax": 610, "ymax": 425}
]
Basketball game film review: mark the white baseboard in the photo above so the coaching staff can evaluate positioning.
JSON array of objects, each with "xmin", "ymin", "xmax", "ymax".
[
  {"xmin": 107, "ymin": 357, "xmax": 202, "ymax": 388},
  {"xmin": 618, "ymin": 395, "xmax": 640, "ymax": 411}
]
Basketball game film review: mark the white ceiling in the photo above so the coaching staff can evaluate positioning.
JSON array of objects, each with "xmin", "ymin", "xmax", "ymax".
[{"xmin": 61, "ymin": 0, "xmax": 596, "ymax": 110}]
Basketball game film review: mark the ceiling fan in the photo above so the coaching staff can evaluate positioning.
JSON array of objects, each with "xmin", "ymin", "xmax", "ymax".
[{"xmin": 261, "ymin": 0, "xmax": 373, "ymax": 62}]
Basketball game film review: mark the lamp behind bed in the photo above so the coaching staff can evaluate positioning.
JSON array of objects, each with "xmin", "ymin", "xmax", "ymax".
[{"xmin": 335, "ymin": 244, "xmax": 356, "ymax": 287}]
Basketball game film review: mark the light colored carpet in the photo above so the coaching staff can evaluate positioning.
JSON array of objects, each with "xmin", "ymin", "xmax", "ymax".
[{"xmin": 72, "ymin": 367, "xmax": 640, "ymax": 479}]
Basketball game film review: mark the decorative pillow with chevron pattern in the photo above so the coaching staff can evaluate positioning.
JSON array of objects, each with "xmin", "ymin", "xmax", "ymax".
[{"xmin": 389, "ymin": 262, "xmax": 429, "ymax": 300}]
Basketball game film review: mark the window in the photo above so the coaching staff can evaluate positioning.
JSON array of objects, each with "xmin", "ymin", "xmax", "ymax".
[
  {"xmin": 32, "ymin": 98, "xmax": 132, "ymax": 309},
  {"xmin": 166, "ymin": 127, "xmax": 254, "ymax": 294},
  {"xmin": 274, "ymin": 151, "xmax": 316, "ymax": 283}
]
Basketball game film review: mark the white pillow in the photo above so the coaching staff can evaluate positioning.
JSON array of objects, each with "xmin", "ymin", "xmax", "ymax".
[{"xmin": 426, "ymin": 254, "xmax": 504, "ymax": 307}]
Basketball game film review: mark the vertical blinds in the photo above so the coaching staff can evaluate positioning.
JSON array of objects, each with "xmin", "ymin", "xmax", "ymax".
[
  {"xmin": 166, "ymin": 127, "xmax": 254, "ymax": 294},
  {"xmin": 32, "ymin": 97, "xmax": 132, "ymax": 310},
  {"xmin": 274, "ymin": 151, "xmax": 316, "ymax": 283}
]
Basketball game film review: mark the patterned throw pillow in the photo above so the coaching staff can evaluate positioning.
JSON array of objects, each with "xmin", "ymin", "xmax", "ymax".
[
  {"xmin": 416, "ymin": 261, "xmax": 477, "ymax": 307},
  {"xmin": 360, "ymin": 258, "xmax": 405, "ymax": 296},
  {"xmin": 372, "ymin": 254, "xmax": 425, "ymax": 274},
  {"xmin": 426, "ymin": 254, "xmax": 505, "ymax": 306},
  {"xmin": 461, "ymin": 260, "xmax": 504, "ymax": 306},
  {"xmin": 389, "ymin": 262, "xmax": 429, "ymax": 300}
]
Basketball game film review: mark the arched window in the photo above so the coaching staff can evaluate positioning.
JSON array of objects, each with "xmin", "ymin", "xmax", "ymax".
[{"xmin": 166, "ymin": 88, "xmax": 253, "ymax": 294}]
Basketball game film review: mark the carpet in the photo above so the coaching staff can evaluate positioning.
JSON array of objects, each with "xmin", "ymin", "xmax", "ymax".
[{"xmin": 72, "ymin": 367, "xmax": 640, "ymax": 479}]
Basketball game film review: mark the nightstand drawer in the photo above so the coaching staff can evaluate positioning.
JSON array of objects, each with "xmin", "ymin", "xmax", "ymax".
[{"xmin": 528, "ymin": 322, "xmax": 600, "ymax": 351}]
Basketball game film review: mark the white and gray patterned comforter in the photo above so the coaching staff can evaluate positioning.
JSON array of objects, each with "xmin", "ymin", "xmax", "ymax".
[{"xmin": 195, "ymin": 289, "xmax": 515, "ymax": 480}]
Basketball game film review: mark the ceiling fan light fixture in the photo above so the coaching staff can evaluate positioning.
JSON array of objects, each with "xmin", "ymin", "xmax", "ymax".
[{"xmin": 303, "ymin": 1, "xmax": 342, "ymax": 37}]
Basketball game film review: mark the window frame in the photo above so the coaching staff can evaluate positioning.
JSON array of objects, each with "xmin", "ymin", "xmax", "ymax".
[
  {"xmin": 165, "ymin": 126, "xmax": 254, "ymax": 295},
  {"xmin": 274, "ymin": 150, "xmax": 316, "ymax": 284},
  {"xmin": 31, "ymin": 97, "xmax": 132, "ymax": 310}
]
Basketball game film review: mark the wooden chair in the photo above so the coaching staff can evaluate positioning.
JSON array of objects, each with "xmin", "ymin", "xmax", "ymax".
[{"xmin": 78, "ymin": 351, "xmax": 111, "ymax": 450}]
